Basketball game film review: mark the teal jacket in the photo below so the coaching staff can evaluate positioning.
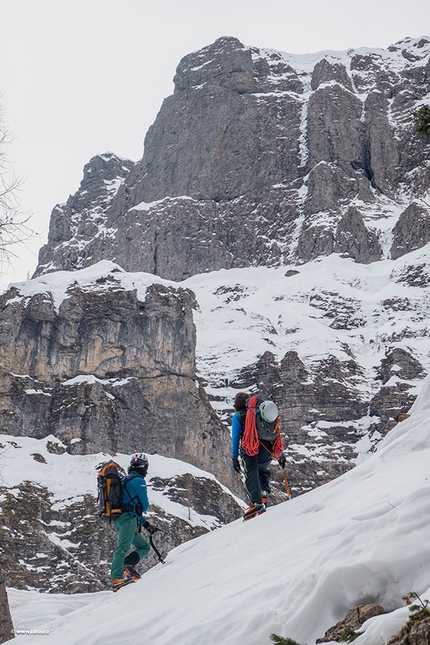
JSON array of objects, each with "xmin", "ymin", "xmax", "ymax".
[{"xmin": 121, "ymin": 472, "xmax": 149, "ymax": 523}]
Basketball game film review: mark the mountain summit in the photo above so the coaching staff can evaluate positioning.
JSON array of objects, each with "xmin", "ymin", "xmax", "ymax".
[{"xmin": 35, "ymin": 36, "xmax": 430, "ymax": 281}]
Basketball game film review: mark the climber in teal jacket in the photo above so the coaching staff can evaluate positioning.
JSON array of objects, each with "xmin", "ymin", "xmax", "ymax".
[{"xmin": 110, "ymin": 454, "xmax": 154, "ymax": 590}]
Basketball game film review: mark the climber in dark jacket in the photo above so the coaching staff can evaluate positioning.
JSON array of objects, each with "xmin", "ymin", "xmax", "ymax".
[{"xmin": 232, "ymin": 392, "xmax": 286, "ymax": 518}]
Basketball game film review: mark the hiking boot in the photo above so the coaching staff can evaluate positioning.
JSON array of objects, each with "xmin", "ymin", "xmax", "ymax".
[
  {"xmin": 261, "ymin": 490, "xmax": 269, "ymax": 505},
  {"xmin": 112, "ymin": 577, "xmax": 135, "ymax": 592},
  {"xmin": 124, "ymin": 565, "xmax": 141, "ymax": 580},
  {"xmin": 243, "ymin": 503, "xmax": 266, "ymax": 521}
]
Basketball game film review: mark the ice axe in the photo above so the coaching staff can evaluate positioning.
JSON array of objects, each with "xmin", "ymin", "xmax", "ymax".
[{"xmin": 148, "ymin": 527, "xmax": 166, "ymax": 564}]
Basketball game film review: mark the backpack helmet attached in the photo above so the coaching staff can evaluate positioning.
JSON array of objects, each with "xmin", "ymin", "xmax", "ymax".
[
  {"xmin": 259, "ymin": 400, "xmax": 278, "ymax": 423},
  {"xmin": 255, "ymin": 398, "xmax": 279, "ymax": 442}
]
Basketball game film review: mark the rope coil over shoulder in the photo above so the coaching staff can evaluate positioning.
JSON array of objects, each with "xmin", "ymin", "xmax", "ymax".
[
  {"xmin": 241, "ymin": 395, "xmax": 260, "ymax": 456},
  {"xmin": 241, "ymin": 395, "xmax": 284, "ymax": 459}
]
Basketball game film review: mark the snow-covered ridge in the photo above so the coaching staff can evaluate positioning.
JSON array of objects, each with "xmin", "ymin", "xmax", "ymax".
[
  {"xmin": 252, "ymin": 35, "xmax": 430, "ymax": 80},
  {"xmin": 187, "ymin": 251, "xmax": 430, "ymax": 379},
  {"xmin": 7, "ymin": 260, "xmax": 176, "ymax": 312}
]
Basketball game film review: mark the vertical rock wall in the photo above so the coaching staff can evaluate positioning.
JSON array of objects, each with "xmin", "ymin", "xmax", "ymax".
[{"xmin": 0, "ymin": 274, "xmax": 235, "ymax": 491}]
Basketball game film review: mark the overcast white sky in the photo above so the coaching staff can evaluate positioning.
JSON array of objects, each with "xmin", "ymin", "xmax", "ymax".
[{"xmin": 1, "ymin": 0, "xmax": 429, "ymax": 288}]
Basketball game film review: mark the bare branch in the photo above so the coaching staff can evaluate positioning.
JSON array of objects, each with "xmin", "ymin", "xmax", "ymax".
[{"xmin": 0, "ymin": 97, "xmax": 35, "ymax": 267}]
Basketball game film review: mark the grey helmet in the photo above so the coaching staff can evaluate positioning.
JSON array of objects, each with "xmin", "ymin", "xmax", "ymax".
[{"xmin": 259, "ymin": 400, "xmax": 278, "ymax": 423}]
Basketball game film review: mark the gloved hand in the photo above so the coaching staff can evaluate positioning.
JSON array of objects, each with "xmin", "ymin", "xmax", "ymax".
[
  {"xmin": 232, "ymin": 457, "xmax": 241, "ymax": 473},
  {"xmin": 278, "ymin": 455, "xmax": 286, "ymax": 469},
  {"xmin": 142, "ymin": 520, "xmax": 157, "ymax": 534}
]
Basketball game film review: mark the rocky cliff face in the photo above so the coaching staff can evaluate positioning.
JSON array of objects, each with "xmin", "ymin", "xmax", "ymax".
[
  {"xmin": 0, "ymin": 263, "xmax": 235, "ymax": 492},
  {"xmin": 0, "ymin": 263, "xmax": 246, "ymax": 592},
  {"xmin": 17, "ymin": 35, "xmax": 430, "ymax": 495},
  {"xmin": 35, "ymin": 36, "xmax": 430, "ymax": 281}
]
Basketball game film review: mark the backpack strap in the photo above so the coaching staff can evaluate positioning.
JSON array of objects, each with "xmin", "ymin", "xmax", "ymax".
[
  {"xmin": 271, "ymin": 419, "xmax": 284, "ymax": 459},
  {"xmin": 122, "ymin": 473, "xmax": 143, "ymax": 516}
]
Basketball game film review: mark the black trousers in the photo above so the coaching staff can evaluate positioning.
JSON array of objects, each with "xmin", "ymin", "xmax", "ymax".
[{"xmin": 241, "ymin": 444, "xmax": 272, "ymax": 505}]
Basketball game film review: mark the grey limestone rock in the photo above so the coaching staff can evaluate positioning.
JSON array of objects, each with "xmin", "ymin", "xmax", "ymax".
[
  {"xmin": 376, "ymin": 347, "xmax": 425, "ymax": 384},
  {"xmin": 0, "ymin": 574, "xmax": 14, "ymax": 644},
  {"xmin": 363, "ymin": 90, "xmax": 400, "ymax": 194},
  {"xmin": 391, "ymin": 202, "xmax": 430, "ymax": 260},
  {"xmin": 311, "ymin": 58, "xmax": 354, "ymax": 91},
  {"xmin": 307, "ymin": 83, "xmax": 364, "ymax": 169},
  {"xmin": 173, "ymin": 36, "xmax": 256, "ymax": 94},
  {"xmin": 297, "ymin": 201, "xmax": 382, "ymax": 264},
  {"xmin": 0, "ymin": 277, "xmax": 236, "ymax": 493},
  {"xmin": 34, "ymin": 36, "xmax": 430, "ymax": 281},
  {"xmin": 334, "ymin": 206, "xmax": 383, "ymax": 263},
  {"xmin": 35, "ymin": 152, "xmax": 134, "ymax": 277},
  {"xmin": 402, "ymin": 620, "xmax": 430, "ymax": 645},
  {"xmin": 316, "ymin": 603, "xmax": 385, "ymax": 643}
]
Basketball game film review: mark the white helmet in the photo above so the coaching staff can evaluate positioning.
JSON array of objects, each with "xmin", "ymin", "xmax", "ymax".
[{"xmin": 259, "ymin": 400, "xmax": 278, "ymax": 423}]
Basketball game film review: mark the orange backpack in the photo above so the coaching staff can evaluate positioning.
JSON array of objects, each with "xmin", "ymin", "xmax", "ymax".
[{"xmin": 97, "ymin": 461, "xmax": 125, "ymax": 523}]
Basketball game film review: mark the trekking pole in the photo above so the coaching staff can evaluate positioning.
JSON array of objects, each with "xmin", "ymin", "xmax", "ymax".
[{"xmin": 149, "ymin": 529, "xmax": 166, "ymax": 564}]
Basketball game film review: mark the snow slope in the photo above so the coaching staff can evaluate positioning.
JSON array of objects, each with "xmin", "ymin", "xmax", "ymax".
[
  {"xmin": 8, "ymin": 374, "xmax": 430, "ymax": 645},
  {"xmin": 185, "ymin": 250, "xmax": 430, "ymax": 408}
]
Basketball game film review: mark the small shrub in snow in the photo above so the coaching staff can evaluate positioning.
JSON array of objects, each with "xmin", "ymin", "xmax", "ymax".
[
  {"xmin": 339, "ymin": 626, "xmax": 361, "ymax": 642},
  {"xmin": 270, "ymin": 635, "xmax": 304, "ymax": 645},
  {"xmin": 388, "ymin": 593, "xmax": 430, "ymax": 644}
]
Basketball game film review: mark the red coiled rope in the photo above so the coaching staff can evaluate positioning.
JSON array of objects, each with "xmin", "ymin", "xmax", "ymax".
[
  {"xmin": 241, "ymin": 395, "xmax": 260, "ymax": 456},
  {"xmin": 241, "ymin": 395, "xmax": 284, "ymax": 458}
]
